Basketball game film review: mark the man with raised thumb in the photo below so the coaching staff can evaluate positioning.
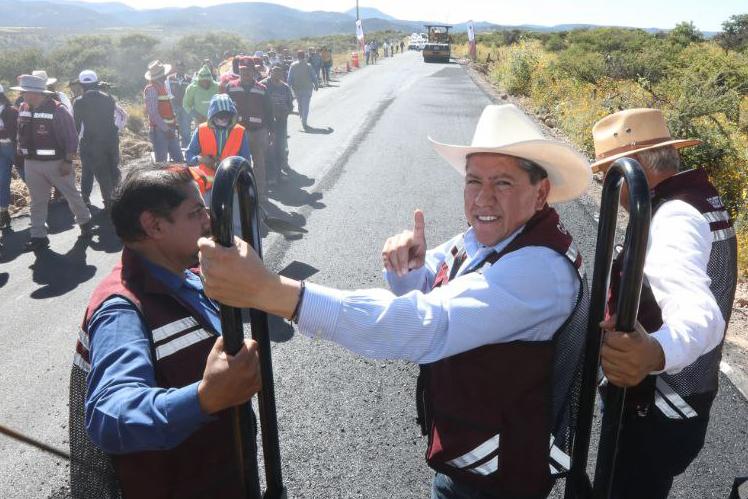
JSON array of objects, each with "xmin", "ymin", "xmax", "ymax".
[{"xmin": 198, "ymin": 104, "xmax": 592, "ymax": 498}]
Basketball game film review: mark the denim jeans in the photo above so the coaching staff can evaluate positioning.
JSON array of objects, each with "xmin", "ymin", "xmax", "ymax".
[
  {"xmin": 295, "ymin": 91, "xmax": 313, "ymax": 127},
  {"xmin": 0, "ymin": 141, "xmax": 15, "ymax": 208},
  {"xmin": 431, "ymin": 473, "xmax": 503, "ymax": 499},
  {"xmin": 174, "ymin": 106, "xmax": 193, "ymax": 149},
  {"xmin": 149, "ymin": 127, "xmax": 184, "ymax": 163},
  {"xmin": 269, "ymin": 116, "xmax": 288, "ymax": 180}
]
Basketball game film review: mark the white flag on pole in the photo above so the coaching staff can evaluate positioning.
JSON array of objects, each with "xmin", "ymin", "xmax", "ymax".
[{"xmin": 356, "ymin": 19, "xmax": 365, "ymax": 41}]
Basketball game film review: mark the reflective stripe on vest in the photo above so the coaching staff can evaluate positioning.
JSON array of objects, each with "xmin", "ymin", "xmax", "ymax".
[{"xmin": 189, "ymin": 123, "xmax": 245, "ymax": 194}]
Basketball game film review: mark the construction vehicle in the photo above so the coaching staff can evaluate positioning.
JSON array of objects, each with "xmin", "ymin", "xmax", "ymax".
[{"xmin": 422, "ymin": 25, "xmax": 452, "ymax": 63}]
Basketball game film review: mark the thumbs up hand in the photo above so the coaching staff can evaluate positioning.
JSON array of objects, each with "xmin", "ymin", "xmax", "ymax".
[{"xmin": 382, "ymin": 209, "xmax": 427, "ymax": 277}]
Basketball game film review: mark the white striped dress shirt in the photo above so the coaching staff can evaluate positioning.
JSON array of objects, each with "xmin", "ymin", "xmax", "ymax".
[{"xmin": 297, "ymin": 227, "xmax": 579, "ymax": 363}]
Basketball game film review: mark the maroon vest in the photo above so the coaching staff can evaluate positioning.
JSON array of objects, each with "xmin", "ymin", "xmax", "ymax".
[
  {"xmin": 420, "ymin": 207, "xmax": 586, "ymax": 498},
  {"xmin": 70, "ymin": 248, "xmax": 244, "ymax": 499},
  {"xmin": 17, "ymin": 98, "xmax": 64, "ymax": 160},
  {"xmin": 609, "ymin": 168, "xmax": 737, "ymax": 420},
  {"xmin": 226, "ymin": 80, "xmax": 267, "ymax": 130}
]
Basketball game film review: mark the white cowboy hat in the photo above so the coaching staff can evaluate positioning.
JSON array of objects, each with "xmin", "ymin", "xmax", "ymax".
[
  {"xmin": 590, "ymin": 108, "xmax": 701, "ymax": 173},
  {"xmin": 10, "ymin": 75, "xmax": 53, "ymax": 94},
  {"xmin": 144, "ymin": 60, "xmax": 172, "ymax": 81},
  {"xmin": 31, "ymin": 70, "xmax": 57, "ymax": 86},
  {"xmin": 429, "ymin": 104, "xmax": 591, "ymax": 204}
]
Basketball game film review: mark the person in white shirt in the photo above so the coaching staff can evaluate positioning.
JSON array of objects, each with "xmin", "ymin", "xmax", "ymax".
[
  {"xmin": 590, "ymin": 108, "xmax": 738, "ymax": 499},
  {"xmin": 197, "ymin": 104, "xmax": 593, "ymax": 498}
]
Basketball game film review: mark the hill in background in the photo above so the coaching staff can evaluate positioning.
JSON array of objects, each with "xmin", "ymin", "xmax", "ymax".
[{"xmin": 2, "ymin": 1, "xmax": 701, "ymax": 39}]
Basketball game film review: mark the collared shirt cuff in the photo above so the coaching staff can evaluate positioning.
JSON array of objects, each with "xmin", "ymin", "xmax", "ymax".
[
  {"xmin": 297, "ymin": 282, "xmax": 344, "ymax": 342},
  {"xmin": 166, "ymin": 381, "xmax": 214, "ymax": 434},
  {"xmin": 383, "ymin": 266, "xmax": 428, "ymax": 295},
  {"xmin": 650, "ymin": 326, "xmax": 682, "ymax": 375}
]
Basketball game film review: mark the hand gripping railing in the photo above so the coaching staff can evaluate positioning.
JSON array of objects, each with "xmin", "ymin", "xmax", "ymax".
[
  {"xmin": 210, "ymin": 156, "xmax": 286, "ymax": 499},
  {"xmin": 565, "ymin": 157, "xmax": 651, "ymax": 499}
]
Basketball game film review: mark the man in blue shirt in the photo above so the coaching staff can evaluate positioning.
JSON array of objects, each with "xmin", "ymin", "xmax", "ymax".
[{"xmin": 70, "ymin": 164, "xmax": 261, "ymax": 498}]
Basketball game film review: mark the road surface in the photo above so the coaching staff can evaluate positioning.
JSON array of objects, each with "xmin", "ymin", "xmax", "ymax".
[{"xmin": 0, "ymin": 51, "xmax": 745, "ymax": 498}]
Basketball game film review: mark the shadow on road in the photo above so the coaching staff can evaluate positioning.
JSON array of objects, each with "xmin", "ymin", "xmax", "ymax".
[{"xmin": 29, "ymin": 237, "xmax": 96, "ymax": 299}]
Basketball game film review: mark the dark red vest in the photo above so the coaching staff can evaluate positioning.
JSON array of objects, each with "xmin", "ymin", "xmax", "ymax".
[
  {"xmin": 17, "ymin": 98, "xmax": 64, "ymax": 160},
  {"xmin": 71, "ymin": 248, "xmax": 244, "ymax": 499},
  {"xmin": 420, "ymin": 207, "xmax": 586, "ymax": 498},
  {"xmin": 609, "ymin": 168, "xmax": 737, "ymax": 420},
  {"xmin": 226, "ymin": 80, "xmax": 267, "ymax": 130}
]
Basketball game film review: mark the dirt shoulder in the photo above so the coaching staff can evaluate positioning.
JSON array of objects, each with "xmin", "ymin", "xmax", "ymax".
[{"xmin": 460, "ymin": 58, "xmax": 748, "ymax": 397}]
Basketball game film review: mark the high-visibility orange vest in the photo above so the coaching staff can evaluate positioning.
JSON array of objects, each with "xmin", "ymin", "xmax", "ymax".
[
  {"xmin": 144, "ymin": 82, "xmax": 176, "ymax": 128},
  {"xmin": 189, "ymin": 123, "xmax": 246, "ymax": 194}
]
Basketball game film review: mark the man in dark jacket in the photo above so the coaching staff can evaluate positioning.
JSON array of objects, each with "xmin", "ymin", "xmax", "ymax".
[
  {"xmin": 226, "ymin": 59, "xmax": 274, "ymax": 199},
  {"xmin": 73, "ymin": 70, "xmax": 120, "ymax": 210},
  {"xmin": 166, "ymin": 61, "xmax": 193, "ymax": 148},
  {"xmin": 0, "ymin": 84, "xmax": 19, "ymax": 229},
  {"xmin": 261, "ymin": 65, "xmax": 293, "ymax": 184}
]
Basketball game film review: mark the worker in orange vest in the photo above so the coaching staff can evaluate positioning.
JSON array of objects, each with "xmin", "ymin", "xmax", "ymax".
[{"xmin": 185, "ymin": 93, "xmax": 251, "ymax": 234}]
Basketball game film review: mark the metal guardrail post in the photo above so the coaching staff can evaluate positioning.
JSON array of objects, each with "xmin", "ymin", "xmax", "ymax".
[
  {"xmin": 210, "ymin": 156, "xmax": 286, "ymax": 499},
  {"xmin": 565, "ymin": 157, "xmax": 651, "ymax": 499}
]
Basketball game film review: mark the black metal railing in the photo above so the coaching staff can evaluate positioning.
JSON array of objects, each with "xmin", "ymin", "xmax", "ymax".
[
  {"xmin": 210, "ymin": 156, "xmax": 286, "ymax": 499},
  {"xmin": 565, "ymin": 157, "xmax": 651, "ymax": 499}
]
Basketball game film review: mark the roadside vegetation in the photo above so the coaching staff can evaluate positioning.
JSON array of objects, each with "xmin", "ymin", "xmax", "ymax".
[{"xmin": 454, "ymin": 16, "xmax": 748, "ymax": 276}]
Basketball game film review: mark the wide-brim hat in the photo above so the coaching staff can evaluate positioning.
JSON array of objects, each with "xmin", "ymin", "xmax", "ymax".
[
  {"xmin": 145, "ymin": 60, "xmax": 172, "ymax": 81},
  {"xmin": 429, "ymin": 104, "xmax": 591, "ymax": 204},
  {"xmin": 590, "ymin": 108, "xmax": 701, "ymax": 173},
  {"xmin": 31, "ymin": 70, "xmax": 57, "ymax": 86},
  {"xmin": 11, "ymin": 74, "xmax": 53, "ymax": 94}
]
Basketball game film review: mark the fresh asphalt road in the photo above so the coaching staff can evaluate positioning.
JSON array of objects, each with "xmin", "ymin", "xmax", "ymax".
[{"xmin": 0, "ymin": 51, "xmax": 745, "ymax": 498}]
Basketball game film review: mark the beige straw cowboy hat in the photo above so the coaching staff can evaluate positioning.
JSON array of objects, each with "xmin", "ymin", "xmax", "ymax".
[
  {"xmin": 429, "ymin": 104, "xmax": 591, "ymax": 204},
  {"xmin": 144, "ymin": 60, "xmax": 172, "ymax": 81},
  {"xmin": 590, "ymin": 108, "xmax": 701, "ymax": 173}
]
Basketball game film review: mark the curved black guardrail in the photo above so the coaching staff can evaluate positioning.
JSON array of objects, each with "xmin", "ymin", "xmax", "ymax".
[
  {"xmin": 565, "ymin": 157, "xmax": 651, "ymax": 499},
  {"xmin": 210, "ymin": 156, "xmax": 286, "ymax": 499}
]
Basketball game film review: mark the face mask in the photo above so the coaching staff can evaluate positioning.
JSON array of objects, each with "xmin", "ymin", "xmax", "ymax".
[{"xmin": 214, "ymin": 117, "xmax": 231, "ymax": 128}]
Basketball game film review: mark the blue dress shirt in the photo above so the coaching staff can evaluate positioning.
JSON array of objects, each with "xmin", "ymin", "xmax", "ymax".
[{"xmin": 85, "ymin": 257, "xmax": 222, "ymax": 455}]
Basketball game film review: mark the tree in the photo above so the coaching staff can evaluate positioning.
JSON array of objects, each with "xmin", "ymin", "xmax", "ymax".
[
  {"xmin": 669, "ymin": 21, "xmax": 704, "ymax": 47},
  {"xmin": 716, "ymin": 13, "xmax": 748, "ymax": 53}
]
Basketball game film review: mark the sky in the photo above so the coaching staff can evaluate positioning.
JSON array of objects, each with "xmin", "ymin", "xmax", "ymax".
[{"xmin": 81, "ymin": 0, "xmax": 744, "ymax": 32}]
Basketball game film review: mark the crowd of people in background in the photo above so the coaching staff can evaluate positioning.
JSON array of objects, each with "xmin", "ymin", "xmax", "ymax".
[{"xmin": 0, "ymin": 40, "xmax": 408, "ymax": 253}]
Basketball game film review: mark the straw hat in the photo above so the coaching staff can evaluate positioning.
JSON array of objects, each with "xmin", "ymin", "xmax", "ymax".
[
  {"xmin": 590, "ymin": 108, "xmax": 701, "ymax": 173},
  {"xmin": 429, "ymin": 104, "xmax": 591, "ymax": 204},
  {"xmin": 31, "ymin": 70, "xmax": 57, "ymax": 86},
  {"xmin": 145, "ymin": 60, "xmax": 172, "ymax": 81},
  {"xmin": 10, "ymin": 75, "xmax": 53, "ymax": 94}
]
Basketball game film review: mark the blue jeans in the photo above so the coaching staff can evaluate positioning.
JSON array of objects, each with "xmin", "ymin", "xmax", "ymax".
[
  {"xmin": 0, "ymin": 141, "xmax": 16, "ymax": 208},
  {"xmin": 149, "ymin": 127, "xmax": 184, "ymax": 163},
  {"xmin": 174, "ymin": 106, "xmax": 192, "ymax": 149},
  {"xmin": 432, "ymin": 473, "xmax": 501, "ymax": 499},
  {"xmin": 295, "ymin": 91, "xmax": 313, "ymax": 127}
]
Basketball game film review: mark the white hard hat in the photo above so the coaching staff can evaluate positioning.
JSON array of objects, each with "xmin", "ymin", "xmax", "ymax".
[{"xmin": 79, "ymin": 70, "xmax": 98, "ymax": 84}]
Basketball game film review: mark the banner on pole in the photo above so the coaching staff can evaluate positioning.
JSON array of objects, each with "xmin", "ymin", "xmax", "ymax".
[
  {"xmin": 356, "ymin": 19, "xmax": 365, "ymax": 49},
  {"xmin": 467, "ymin": 20, "xmax": 477, "ymax": 60}
]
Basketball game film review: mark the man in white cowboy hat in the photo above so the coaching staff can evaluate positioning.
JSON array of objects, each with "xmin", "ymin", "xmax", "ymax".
[
  {"xmin": 73, "ymin": 69, "xmax": 121, "ymax": 210},
  {"xmin": 590, "ymin": 108, "xmax": 738, "ymax": 499},
  {"xmin": 144, "ymin": 60, "xmax": 184, "ymax": 163},
  {"xmin": 13, "ymin": 74, "xmax": 92, "ymax": 251},
  {"xmin": 196, "ymin": 104, "xmax": 592, "ymax": 498},
  {"xmin": 32, "ymin": 69, "xmax": 73, "ymax": 114}
]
